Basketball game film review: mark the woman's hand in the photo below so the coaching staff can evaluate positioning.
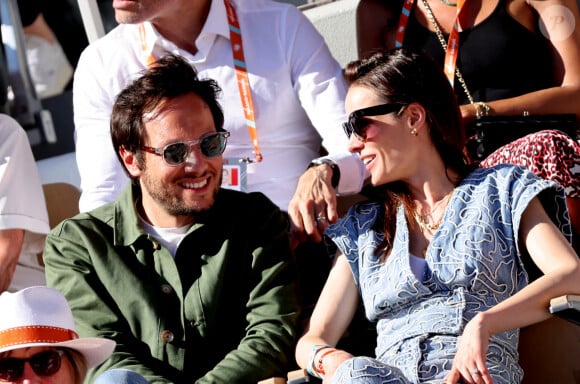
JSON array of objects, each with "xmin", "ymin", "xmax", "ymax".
[
  {"xmin": 445, "ymin": 313, "xmax": 494, "ymax": 384},
  {"xmin": 321, "ymin": 349, "xmax": 354, "ymax": 384}
]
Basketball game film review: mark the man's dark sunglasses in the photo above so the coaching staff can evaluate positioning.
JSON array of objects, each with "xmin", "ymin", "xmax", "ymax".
[
  {"xmin": 141, "ymin": 131, "xmax": 230, "ymax": 166},
  {"xmin": 0, "ymin": 349, "xmax": 64, "ymax": 381},
  {"xmin": 342, "ymin": 103, "xmax": 405, "ymax": 140}
]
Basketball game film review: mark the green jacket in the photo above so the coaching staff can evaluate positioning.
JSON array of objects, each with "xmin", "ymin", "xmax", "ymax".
[{"xmin": 44, "ymin": 185, "xmax": 300, "ymax": 383}]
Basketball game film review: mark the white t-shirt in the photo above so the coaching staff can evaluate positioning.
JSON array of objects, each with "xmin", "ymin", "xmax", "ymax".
[
  {"xmin": 0, "ymin": 115, "xmax": 50, "ymax": 291},
  {"xmin": 139, "ymin": 217, "xmax": 191, "ymax": 258},
  {"xmin": 73, "ymin": 0, "xmax": 365, "ymax": 212}
]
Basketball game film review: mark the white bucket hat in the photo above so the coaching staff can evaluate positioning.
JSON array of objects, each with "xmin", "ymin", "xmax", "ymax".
[{"xmin": 0, "ymin": 286, "xmax": 115, "ymax": 368}]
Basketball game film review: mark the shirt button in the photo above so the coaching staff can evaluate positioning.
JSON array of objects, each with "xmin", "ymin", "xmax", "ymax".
[
  {"xmin": 160, "ymin": 284, "xmax": 172, "ymax": 295},
  {"xmin": 161, "ymin": 330, "xmax": 174, "ymax": 344}
]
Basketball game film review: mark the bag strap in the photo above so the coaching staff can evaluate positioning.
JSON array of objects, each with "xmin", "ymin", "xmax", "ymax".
[{"xmin": 421, "ymin": 0, "xmax": 474, "ymax": 104}]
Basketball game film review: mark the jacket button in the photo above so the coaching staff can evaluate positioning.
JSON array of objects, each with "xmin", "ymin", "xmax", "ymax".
[
  {"xmin": 161, "ymin": 330, "xmax": 174, "ymax": 344},
  {"xmin": 160, "ymin": 284, "xmax": 172, "ymax": 295}
]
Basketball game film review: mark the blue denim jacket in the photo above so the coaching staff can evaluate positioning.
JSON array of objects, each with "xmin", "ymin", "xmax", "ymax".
[{"xmin": 326, "ymin": 165, "xmax": 570, "ymax": 383}]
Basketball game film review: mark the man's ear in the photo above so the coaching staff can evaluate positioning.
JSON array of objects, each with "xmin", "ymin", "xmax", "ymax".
[{"xmin": 119, "ymin": 146, "xmax": 142, "ymax": 178}]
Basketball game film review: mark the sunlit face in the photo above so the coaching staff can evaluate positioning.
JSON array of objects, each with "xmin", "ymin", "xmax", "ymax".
[
  {"xmin": 0, "ymin": 347, "xmax": 76, "ymax": 384},
  {"xmin": 123, "ymin": 93, "xmax": 223, "ymax": 227},
  {"xmin": 345, "ymin": 85, "xmax": 415, "ymax": 186},
  {"xmin": 112, "ymin": 0, "xmax": 167, "ymax": 24}
]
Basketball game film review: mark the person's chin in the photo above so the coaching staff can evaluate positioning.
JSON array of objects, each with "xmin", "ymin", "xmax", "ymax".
[
  {"xmin": 170, "ymin": 199, "xmax": 212, "ymax": 218},
  {"xmin": 187, "ymin": 194, "xmax": 216, "ymax": 212},
  {"xmin": 370, "ymin": 173, "xmax": 382, "ymax": 186},
  {"xmin": 113, "ymin": 5, "xmax": 144, "ymax": 24},
  {"xmin": 193, "ymin": 200, "xmax": 214, "ymax": 212}
]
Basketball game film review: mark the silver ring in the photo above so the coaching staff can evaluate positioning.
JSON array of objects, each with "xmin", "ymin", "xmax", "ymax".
[
  {"xmin": 470, "ymin": 368, "xmax": 480, "ymax": 375},
  {"xmin": 316, "ymin": 216, "xmax": 328, "ymax": 222}
]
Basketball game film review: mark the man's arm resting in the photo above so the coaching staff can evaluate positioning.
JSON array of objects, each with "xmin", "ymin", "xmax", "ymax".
[
  {"xmin": 288, "ymin": 153, "xmax": 366, "ymax": 243},
  {"xmin": 313, "ymin": 153, "xmax": 366, "ymax": 196}
]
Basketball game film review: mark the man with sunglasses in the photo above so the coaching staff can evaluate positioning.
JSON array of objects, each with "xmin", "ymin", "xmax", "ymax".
[
  {"xmin": 74, "ymin": 0, "xmax": 362, "ymax": 214},
  {"xmin": 43, "ymin": 54, "xmax": 300, "ymax": 384}
]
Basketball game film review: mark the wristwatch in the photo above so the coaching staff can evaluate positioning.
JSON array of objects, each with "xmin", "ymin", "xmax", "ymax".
[{"xmin": 308, "ymin": 158, "xmax": 340, "ymax": 189}]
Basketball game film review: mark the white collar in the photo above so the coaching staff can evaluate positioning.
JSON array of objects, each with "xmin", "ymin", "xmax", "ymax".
[{"xmin": 140, "ymin": 0, "xmax": 230, "ymax": 54}]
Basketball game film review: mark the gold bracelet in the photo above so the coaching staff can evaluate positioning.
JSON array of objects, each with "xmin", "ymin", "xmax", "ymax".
[{"xmin": 473, "ymin": 102, "xmax": 490, "ymax": 118}]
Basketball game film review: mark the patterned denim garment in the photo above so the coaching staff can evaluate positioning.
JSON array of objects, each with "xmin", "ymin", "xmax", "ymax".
[{"xmin": 326, "ymin": 165, "xmax": 571, "ymax": 384}]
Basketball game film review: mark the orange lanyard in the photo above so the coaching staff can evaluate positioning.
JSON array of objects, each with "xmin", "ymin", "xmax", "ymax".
[
  {"xmin": 138, "ymin": 0, "xmax": 263, "ymax": 163},
  {"xmin": 139, "ymin": 24, "xmax": 156, "ymax": 66},
  {"xmin": 396, "ymin": 0, "xmax": 467, "ymax": 87},
  {"xmin": 395, "ymin": 0, "xmax": 415, "ymax": 48},
  {"xmin": 223, "ymin": 0, "xmax": 262, "ymax": 162},
  {"xmin": 442, "ymin": 0, "xmax": 466, "ymax": 87}
]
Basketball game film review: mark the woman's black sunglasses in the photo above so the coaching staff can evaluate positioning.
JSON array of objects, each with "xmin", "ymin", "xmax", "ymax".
[
  {"xmin": 141, "ymin": 131, "xmax": 230, "ymax": 166},
  {"xmin": 0, "ymin": 349, "xmax": 65, "ymax": 381},
  {"xmin": 342, "ymin": 104, "xmax": 405, "ymax": 140}
]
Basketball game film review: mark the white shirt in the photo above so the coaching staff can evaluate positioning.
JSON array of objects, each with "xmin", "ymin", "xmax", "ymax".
[
  {"xmin": 73, "ymin": 0, "xmax": 365, "ymax": 212},
  {"xmin": 0, "ymin": 115, "xmax": 50, "ymax": 291},
  {"xmin": 139, "ymin": 218, "xmax": 191, "ymax": 259}
]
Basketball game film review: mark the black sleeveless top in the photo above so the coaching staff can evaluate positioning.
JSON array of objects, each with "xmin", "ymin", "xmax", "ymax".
[{"xmin": 402, "ymin": 0, "xmax": 555, "ymax": 104}]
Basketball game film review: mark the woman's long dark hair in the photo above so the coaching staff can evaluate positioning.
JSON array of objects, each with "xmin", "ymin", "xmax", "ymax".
[{"xmin": 344, "ymin": 48, "xmax": 475, "ymax": 256}]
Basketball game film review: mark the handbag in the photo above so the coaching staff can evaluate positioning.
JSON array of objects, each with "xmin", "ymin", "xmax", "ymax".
[
  {"xmin": 472, "ymin": 114, "xmax": 579, "ymax": 160},
  {"xmin": 422, "ymin": 0, "xmax": 579, "ymax": 161}
]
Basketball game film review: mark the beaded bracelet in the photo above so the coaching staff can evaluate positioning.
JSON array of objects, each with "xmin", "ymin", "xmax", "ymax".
[
  {"xmin": 315, "ymin": 347, "xmax": 339, "ymax": 376},
  {"xmin": 306, "ymin": 344, "xmax": 333, "ymax": 379}
]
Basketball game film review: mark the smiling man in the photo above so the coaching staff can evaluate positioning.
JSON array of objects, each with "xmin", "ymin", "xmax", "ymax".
[{"xmin": 43, "ymin": 54, "xmax": 300, "ymax": 384}]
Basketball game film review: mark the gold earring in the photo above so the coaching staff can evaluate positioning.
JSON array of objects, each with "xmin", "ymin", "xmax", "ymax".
[{"xmin": 411, "ymin": 128, "xmax": 418, "ymax": 136}]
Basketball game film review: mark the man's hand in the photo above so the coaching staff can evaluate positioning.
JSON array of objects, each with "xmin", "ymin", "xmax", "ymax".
[{"xmin": 288, "ymin": 164, "xmax": 338, "ymax": 245}]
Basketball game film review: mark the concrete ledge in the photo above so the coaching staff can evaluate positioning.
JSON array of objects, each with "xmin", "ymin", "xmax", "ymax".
[{"xmin": 303, "ymin": 0, "xmax": 359, "ymax": 68}]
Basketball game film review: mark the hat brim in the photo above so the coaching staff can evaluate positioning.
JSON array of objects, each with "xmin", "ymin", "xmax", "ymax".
[{"xmin": 0, "ymin": 338, "xmax": 115, "ymax": 368}]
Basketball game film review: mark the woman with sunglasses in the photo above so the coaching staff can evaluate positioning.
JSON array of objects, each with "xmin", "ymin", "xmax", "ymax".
[
  {"xmin": 0, "ymin": 286, "xmax": 115, "ymax": 383},
  {"xmin": 353, "ymin": 0, "xmax": 580, "ymax": 255},
  {"xmin": 295, "ymin": 48, "xmax": 580, "ymax": 384}
]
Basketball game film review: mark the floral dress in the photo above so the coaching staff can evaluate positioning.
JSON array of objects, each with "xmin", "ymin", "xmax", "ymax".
[{"xmin": 325, "ymin": 165, "xmax": 571, "ymax": 384}]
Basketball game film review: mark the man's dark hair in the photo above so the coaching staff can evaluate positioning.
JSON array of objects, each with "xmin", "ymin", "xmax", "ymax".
[{"xmin": 110, "ymin": 54, "xmax": 224, "ymax": 170}]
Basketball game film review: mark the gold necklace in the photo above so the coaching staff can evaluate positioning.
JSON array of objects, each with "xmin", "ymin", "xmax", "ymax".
[
  {"xmin": 414, "ymin": 212, "xmax": 442, "ymax": 231},
  {"xmin": 413, "ymin": 189, "xmax": 454, "ymax": 232}
]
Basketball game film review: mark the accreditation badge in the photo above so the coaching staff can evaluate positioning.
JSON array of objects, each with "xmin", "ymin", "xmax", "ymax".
[{"xmin": 221, "ymin": 158, "xmax": 248, "ymax": 192}]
